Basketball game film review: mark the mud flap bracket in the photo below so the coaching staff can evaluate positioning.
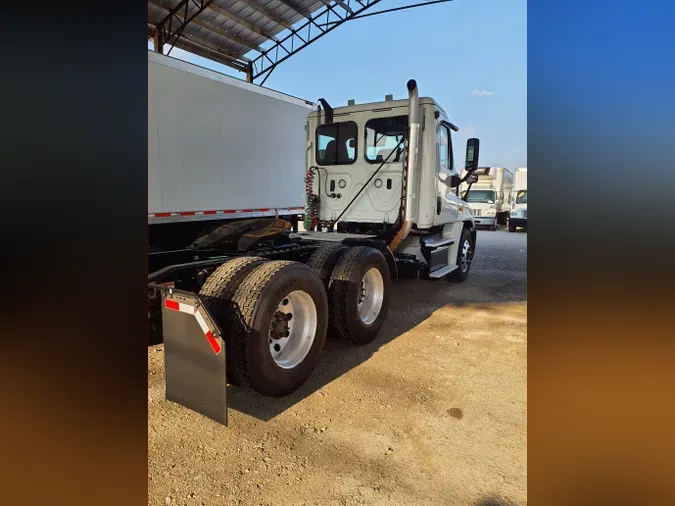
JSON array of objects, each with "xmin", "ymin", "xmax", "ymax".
[{"xmin": 161, "ymin": 288, "xmax": 228, "ymax": 425}]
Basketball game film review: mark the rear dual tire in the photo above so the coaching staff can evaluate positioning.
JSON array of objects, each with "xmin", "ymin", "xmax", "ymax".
[
  {"xmin": 306, "ymin": 243, "xmax": 349, "ymax": 289},
  {"xmin": 327, "ymin": 246, "xmax": 391, "ymax": 345},
  {"xmin": 198, "ymin": 245, "xmax": 392, "ymax": 396},
  {"xmin": 200, "ymin": 259, "xmax": 328, "ymax": 397},
  {"xmin": 199, "ymin": 256, "xmax": 268, "ymax": 385},
  {"xmin": 227, "ymin": 261, "xmax": 328, "ymax": 397}
]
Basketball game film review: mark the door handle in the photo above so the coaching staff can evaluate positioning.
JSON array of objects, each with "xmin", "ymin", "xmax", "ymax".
[{"xmin": 436, "ymin": 196, "xmax": 442, "ymax": 215}]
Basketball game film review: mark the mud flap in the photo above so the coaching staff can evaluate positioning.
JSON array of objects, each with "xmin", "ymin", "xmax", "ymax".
[{"xmin": 161, "ymin": 288, "xmax": 228, "ymax": 425}]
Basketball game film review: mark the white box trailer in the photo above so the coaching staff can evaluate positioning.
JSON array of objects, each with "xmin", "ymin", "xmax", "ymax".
[
  {"xmin": 459, "ymin": 166, "xmax": 514, "ymax": 230},
  {"xmin": 148, "ymin": 51, "xmax": 312, "ymax": 247}
]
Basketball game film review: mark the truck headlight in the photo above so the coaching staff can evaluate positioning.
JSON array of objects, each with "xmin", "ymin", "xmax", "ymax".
[
  {"xmin": 485, "ymin": 208, "xmax": 496, "ymax": 216},
  {"xmin": 510, "ymin": 209, "xmax": 519, "ymax": 217}
]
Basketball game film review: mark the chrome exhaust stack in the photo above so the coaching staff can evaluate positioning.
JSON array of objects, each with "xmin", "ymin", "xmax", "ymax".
[{"xmin": 389, "ymin": 79, "xmax": 421, "ymax": 252}]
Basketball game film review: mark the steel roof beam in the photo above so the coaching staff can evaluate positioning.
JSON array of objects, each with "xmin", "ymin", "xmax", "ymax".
[
  {"xmin": 333, "ymin": 0, "xmax": 354, "ymax": 13},
  {"xmin": 150, "ymin": 0, "xmax": 264, "ymax": 52},
  {"xmin": 155, "ymin": 0, "xmax": 217, "ymax": 51},
  {"xmin": 188, "ymin": 16, "xmax": 263, "ymax": 52},
  {"xmin": 274, "ymin": 0, "xmax": 313, "ymax": 20},
  {"xmin": 250, "ymin": 0, "xmax": 381, "ymax": 82},
  {"xmin": 174, "ymin": 38, "xmax": 250, "ymax": 72},
  {"xmin": 317, "ymin": 0, "xmax": 353, "ymax": 14},
  {"xmin": 234, "ymin": 0, "xmax": 293, "ymax": 30},
  {"xmin": 205, "ymin": 3, "xmax": 280, "ymax": 42},
  {"xmin": 179, "ymin": 32, "xmax": 252, "ymax": 63}
]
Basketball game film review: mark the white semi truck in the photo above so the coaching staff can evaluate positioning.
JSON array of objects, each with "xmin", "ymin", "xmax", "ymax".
[
  {"xmin": 509, "ymin": 167, "xmax": 527, "ymax": 232},
  {"xmin": 149, "ymin": 54, "xmax": 482, "ymax": 409},
  {"xmin": 459, "ymin": 167, "xmax": 514, "ymax": 230}
]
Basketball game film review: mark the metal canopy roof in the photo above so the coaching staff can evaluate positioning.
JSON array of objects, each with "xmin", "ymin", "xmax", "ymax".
[{"xmin": 148, "ymin": 0, "xmax": 382, "ymax": 84}]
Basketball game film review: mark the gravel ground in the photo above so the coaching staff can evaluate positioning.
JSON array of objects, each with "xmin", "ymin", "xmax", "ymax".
[{"xmin": 149, "ymin": 228, "xmax": 527, "ymax": 506}]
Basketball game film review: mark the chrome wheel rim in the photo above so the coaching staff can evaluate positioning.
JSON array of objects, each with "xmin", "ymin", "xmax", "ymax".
[
  {"xmin": 269, "ymin": 290, "xmax": 317, "ymax": 369},
  {"xmin": 460, "ymin": 239, "xmax": 473, "ymax": 272},
  {"xmin": 357, "ymin": 267, "xmax": 384, "ymax": 325}
]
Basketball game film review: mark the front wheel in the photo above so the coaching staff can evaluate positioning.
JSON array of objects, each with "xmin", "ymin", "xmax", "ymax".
[
  {"xmin": 448, "ymin": 228, "xmax": 474, "ymax": 282},
  {"xmin": 508, "ymin": 221, "xmax": 516, "ymax": 232}
]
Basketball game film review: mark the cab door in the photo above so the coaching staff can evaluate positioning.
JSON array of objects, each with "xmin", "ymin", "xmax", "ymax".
[{"xmin": 433, "ymin": 121, "xmax": 461, "ymax": 227}]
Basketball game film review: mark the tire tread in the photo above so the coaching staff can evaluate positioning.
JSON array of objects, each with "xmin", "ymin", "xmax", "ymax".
[
  {"xmin": 199, "ymin": 256, "xmax": 267, "ymax": 384},
  {"xmin": 306, "ymin": 243, "xmax": 349, "ymax": 288},
  {"xmin": 228, "ymin": 261, "xmax": 298, "ymax": 389},
  {"xmin": 328, "ymin": 246, "xmax": 389, "ymax": 344}
]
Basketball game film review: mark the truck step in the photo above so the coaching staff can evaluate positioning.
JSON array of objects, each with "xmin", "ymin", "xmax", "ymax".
[
  {"xmin": 423, "ymin": 237, "xmax": 455, "ymax": 249},
  {"xmin": 428, "ymin": 264, "xmax": 458, "ymax": 279}
]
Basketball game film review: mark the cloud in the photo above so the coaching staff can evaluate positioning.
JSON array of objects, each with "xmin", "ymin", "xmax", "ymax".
[{"xmin": 472, "ymin": 89, "xmax": 495, "ymax": 97}]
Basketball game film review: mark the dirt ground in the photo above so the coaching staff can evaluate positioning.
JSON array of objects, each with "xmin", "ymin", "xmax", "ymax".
[{"xmin": 149, "ymin": 229, "xmax": 527, "ymax": 506}]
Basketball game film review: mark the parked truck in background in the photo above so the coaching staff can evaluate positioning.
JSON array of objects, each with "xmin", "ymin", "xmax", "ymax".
[
  {"xmin": 509, "ymin": 167, "xmax": 527, "ymax": 232},
  {"xmin": 149, "ymin": 57, "xmax": 482, "ymax": 404},
  {"xmin": 459, "ymin": 166, "xmax": 514, "ymax": 230}
]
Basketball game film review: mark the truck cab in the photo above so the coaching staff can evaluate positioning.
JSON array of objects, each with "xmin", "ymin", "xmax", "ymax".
[{"xmin": 301, "ymin": 82, "xmax": 477, "ymax": 280}]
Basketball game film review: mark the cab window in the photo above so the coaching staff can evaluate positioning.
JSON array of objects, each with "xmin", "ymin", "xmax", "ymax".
[
  {"xmin": 364, "ymin": 116, "xmax": 407, "ymax": 164},
  {"xmin": 439, "ymin": 124, "xmax": 453, "ymax": 172},
  {"xmin": 316, "ymin": 122, "xmax": 357, "ymax": 165}
]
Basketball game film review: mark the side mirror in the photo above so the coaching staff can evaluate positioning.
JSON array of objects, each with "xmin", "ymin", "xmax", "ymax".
[
  {"xmin": 348, "ymin": 138, "xmax": 355, "ymax": 148},
  {"xmin": 318, "ymin": 149, "xmax": 326, "ymax": 161},
  {"xmin": 464, "ymin": 138, "xmax": 480, "ymax": 172}
]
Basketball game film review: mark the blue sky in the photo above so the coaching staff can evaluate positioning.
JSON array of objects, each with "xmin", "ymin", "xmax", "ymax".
[{"xmin": 149, "ymin": 0, "xmax": 526, "ymax": 170}]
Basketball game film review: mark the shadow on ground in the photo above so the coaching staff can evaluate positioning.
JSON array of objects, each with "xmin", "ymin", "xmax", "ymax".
[
  {"xmin": 475, "ymin": 497, "xmax": 519, "ymax": 506},
  {"xmin": 228, "ymin": 231, "xmax": 527, "ymax": 420}
]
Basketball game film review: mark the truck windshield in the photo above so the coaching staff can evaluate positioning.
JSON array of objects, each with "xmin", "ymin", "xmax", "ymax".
[
  {"xmin": 462, "ymin": 190, "xmax": 496, "ymax": 203},
  {"xmin": 515, "ymin": 190, "xmax": 527, "ymax": 204},
  {"xmin": 365, "ymin": 115, "xmax": 408, "ymax": 164}
]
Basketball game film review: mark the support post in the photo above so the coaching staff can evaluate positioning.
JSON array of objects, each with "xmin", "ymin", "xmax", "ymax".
[{"xmin": 153, "ymin": 26, "xmax": 164, "ymax": 54}]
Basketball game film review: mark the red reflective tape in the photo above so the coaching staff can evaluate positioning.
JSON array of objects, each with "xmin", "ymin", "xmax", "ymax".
[
  {"xmin": 205, "ymin": 330, "xmax": 221, "ymax": 354},
  {"xmin": 151, "ymin": 208, "xmax": 303, "ymax": 218},
  {"xmin": 165, "ymin": 299, "xmax": 179, "ymax": 311}
]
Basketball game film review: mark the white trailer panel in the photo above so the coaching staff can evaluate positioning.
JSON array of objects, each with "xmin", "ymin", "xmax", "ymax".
[
  {"xmin": 149, "ymin": 51, "xmax": 313, "ymax": 222},
  {"xmin": 459, "ymin": 167, "xmax": 514, "ymax": 198},
  {"xmin": 514, "ymin": 167, "xmax": 527, "ymax": 191}
]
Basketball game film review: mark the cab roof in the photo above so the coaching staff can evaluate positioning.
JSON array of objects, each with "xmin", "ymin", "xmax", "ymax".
[{"xmin": 307, "ymin": 97, "xmax": 448, "ymax": 119}]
